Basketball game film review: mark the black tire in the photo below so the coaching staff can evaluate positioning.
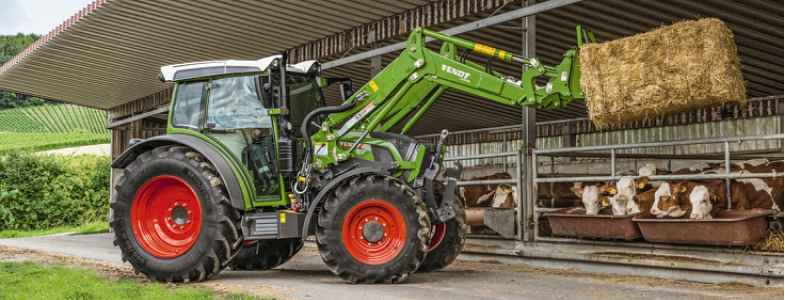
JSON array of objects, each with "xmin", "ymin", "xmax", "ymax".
[
  {"xmin": 110, "ymin": 146, "xmax": 242, "ymax": 283},
  {"xmin": 316, "ymin": 175, "xmax": 430, "ymax": 284},
  {"xmin": 229, "ymin": 238, "xmax": 304, "ymax": 270},
  {"xmin": 417, "ymin": 181, "xmax": 468, "ymax": 272}
]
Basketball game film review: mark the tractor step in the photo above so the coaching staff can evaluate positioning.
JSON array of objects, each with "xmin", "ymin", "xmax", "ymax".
[{"xmin": 241, "ymin": 211, "xmax": 314, "ymax": 240}]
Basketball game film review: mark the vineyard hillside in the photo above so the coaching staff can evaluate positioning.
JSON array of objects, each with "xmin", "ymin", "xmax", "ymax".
[{"xmin": 0, "ymin": 104, "xmax": 109, "ymax": 133}]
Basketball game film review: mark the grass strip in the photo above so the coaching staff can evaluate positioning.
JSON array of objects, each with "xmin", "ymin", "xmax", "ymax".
[
  {"xmin": 0, "ymin": 261, "xmax": 269, "ymax": 300},
  {"xmin": 0, "ymin": 221, "xmax": 110, "ymax": 239}
]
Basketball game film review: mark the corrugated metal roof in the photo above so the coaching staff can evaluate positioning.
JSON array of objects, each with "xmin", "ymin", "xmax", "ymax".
[
  {"xmin": 320, "ymin": 0, "xmax": 783, "ymax": 135},
  {"xmin": 0, "ymin": 0, "xmax": 781, "ymax": 137},
  {"xmin": 0, "ymin": 0, "xmax": 438, "ymax": 109}
]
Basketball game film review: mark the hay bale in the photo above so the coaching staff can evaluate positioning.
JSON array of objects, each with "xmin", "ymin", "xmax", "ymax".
[{"xmin": 580, "ymin": 18, "xmax": 746, "ymax": 128}]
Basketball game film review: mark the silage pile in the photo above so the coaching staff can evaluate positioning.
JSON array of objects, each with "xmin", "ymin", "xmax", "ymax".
[{"xmin": 580, "ymin": 18, "xmax": 746, "ymax": 128}]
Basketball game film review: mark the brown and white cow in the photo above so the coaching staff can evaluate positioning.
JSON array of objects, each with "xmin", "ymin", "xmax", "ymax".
[
  {"xmin": 492, "ymin": 184, "xmax": 517, "ymax": 208},
  {"xmin": 462, "ymin": 172, "xmax": 516, "ymax": 208},
  {"xmin": 690, "ymin": 162, "xmax": 783, "ymax": 219},
  {"xmin": 570, "ymin": 185, "xmax": 611, "ymax": 215}
]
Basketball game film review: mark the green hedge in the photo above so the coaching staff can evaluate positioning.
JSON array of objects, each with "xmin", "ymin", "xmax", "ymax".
[{"xmin": 0, "ymin": 154, "xmax": 110, "ymax": 231}]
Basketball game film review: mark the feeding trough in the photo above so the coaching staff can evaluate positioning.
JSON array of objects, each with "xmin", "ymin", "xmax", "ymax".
[
  {"xmin": 633, "ymin": 209, "xmax": 773, "ymax": 246},
  {"xmin": 545, "ymin": 207, "xmax": 642, "ymax": 239}
]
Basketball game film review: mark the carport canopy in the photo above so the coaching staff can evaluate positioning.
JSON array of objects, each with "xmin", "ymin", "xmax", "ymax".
[{"xmin": 0, "ymin": 0, "xmax": 781, "ymax": 136}]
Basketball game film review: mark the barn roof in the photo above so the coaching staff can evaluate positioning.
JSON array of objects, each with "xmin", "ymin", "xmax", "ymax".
[{"xmin": 0, "ymin": 0, "xmax": 781, "ymax": 135}]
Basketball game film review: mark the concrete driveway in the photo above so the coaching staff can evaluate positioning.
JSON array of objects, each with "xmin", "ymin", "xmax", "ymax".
[{"xmin": 0, "ymin": 233, "xmax": 779, "ymax": 300}]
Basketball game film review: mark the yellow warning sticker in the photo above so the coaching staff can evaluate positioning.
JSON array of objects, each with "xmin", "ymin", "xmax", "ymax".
[
  {"xmin": 280, "ymin": 213, "xmax": 286, "ymax": 223},
  {"xmin": 369, "ymin": 80, "xmax": 379, "ymax": 92},
  {"xmin": 474, "ymin": 44, "xmax": 497, "ymax": 57}
]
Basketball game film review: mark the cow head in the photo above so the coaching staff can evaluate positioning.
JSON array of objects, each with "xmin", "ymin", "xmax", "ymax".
[
  {"xmin": 612, "ymin": 193, "xmax": 633, "ymax": 215},
  {"xmin": 498, "ymin": 184, "xmax": 512, "ymax": 194},
  {"xmin": 650, "ymin": 182, "xmax": 671, "ymax": 216},
  {"xmin": 670, "ymin": 180, "xmax": 689, "ymax": 196},
  {"xmin": 689, "ymin": 185, "xmax": 712, "ymax": 220},
  {"xmin": 635, "ymin": 176, "xmax": 650, "ymax": 190},
  {"xmin": 616, "ymin": 176, "xmax": 636, "ymax": 196},
  {"xmin": 598, "ymin": 183, "xmax": 616, "ymax": 196},
  {"xmin": 575, "ymin": 186, "xmax": 601, "ymax": 215},
  {"xmin": 656, "ymin": 195, "xmax": 690, "ymax": 218}
]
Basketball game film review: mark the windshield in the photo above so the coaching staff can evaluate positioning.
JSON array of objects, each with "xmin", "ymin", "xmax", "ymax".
[{"xmin": 207, "ymin": 75, "xmax": 272, "ymax": 130}]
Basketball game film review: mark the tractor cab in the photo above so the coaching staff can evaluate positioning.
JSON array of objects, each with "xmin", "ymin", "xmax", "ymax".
[{"xmin": 158, "ymin": 56, "xmax": 325, "ymax": 205}]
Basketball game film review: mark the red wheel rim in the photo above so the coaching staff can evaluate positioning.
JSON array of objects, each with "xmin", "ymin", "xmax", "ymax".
[
  {"xmin": 342, "ymin": 200, "xmax": 406, "ymax": 265},
  {"xmin": 428, "ymin": 222, "xmax": 446, "ymax": 252},
  {"xmin": 131, "ymin": 175, "xmax": 202, "ymax": 258}
]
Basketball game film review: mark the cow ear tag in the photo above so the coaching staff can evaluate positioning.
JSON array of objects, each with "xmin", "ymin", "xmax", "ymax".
[
  {"xmin": 609, "ymin": 189, "xmax": 616, "ymax": 195},
  {"xmin": 713, "ymin": 195, "xmax": 718, "ymax": 201},
  {"xmin": 638, "ymin": 183, "xmax": 645, "ymax": 189},
  {"xmin": 601, "ymin": 200, "xmax": 609, "ymax": 207},
  {"xmin": 681, "ymin": 187, "xmax": 687, "ymax": 193}
]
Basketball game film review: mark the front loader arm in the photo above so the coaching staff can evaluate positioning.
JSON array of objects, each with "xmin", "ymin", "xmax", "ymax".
[{"xmin": 309, "ymin": 26, "xmax": 586, "ymax": 169}]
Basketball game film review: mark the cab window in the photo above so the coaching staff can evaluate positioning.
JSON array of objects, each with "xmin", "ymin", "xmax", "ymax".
[{"xmin": 171, "ymin": 81, "xmax": 206, "ymax": 130}]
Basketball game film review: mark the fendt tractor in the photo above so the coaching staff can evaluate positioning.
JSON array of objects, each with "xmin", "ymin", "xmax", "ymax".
[{"xmin": 110, "ymin": 27, "xmax": 593, "ymax": 283}]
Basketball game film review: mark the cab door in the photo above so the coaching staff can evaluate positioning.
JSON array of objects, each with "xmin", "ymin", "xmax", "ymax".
[{"xmin": 203, "ymin": 75, "xmax": 283, "ymax": 203}]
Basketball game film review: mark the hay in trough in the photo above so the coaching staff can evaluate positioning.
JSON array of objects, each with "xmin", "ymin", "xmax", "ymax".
[{"xmin": 580, "ymin": 18, "xmax": 746, "ymax": 128}]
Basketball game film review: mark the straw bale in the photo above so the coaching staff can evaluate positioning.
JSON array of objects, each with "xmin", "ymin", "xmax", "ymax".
[{"xmin": 580, "ymin": 18, "xmax": 746, "ymax": 128}]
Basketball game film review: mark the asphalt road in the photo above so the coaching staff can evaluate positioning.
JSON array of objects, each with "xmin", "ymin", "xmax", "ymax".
[{"xmin": 0, "ymin": 233, "xmax": 779, "ymax": 300}]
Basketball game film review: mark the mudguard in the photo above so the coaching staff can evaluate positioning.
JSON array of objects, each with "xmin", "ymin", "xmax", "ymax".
[
  {"xmin": 111, "ymin": 134, "xmax": 248, "ymax": 210},
  {"xmin": 301, "ymin": 166, "xmax": 391, "ymax": 241}
]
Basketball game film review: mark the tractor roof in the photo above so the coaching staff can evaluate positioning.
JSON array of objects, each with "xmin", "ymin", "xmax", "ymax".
[{"xmin": 159, "ymin": 55, "xmax": 319, "ymax": 82}]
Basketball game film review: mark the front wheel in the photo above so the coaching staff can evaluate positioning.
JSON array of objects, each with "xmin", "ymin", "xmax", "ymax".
[
  {"xmin": 110, "ymin": 146, "xmax": 242, "ymax": 283},
  {"xmin": 316, "ymin": 175, "xmax": 430, "ymax": 284}
]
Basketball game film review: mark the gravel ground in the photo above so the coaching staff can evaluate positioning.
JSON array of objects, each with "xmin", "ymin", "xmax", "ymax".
[{"xmin": 0, "ymin": 233, "xmax": 780, "ymax": 300}]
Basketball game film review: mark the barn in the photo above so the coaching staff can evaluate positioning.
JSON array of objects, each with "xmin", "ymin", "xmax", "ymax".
[{"xmin": 0, "ymin": 0, "xmax": 781, "ymax": 286}]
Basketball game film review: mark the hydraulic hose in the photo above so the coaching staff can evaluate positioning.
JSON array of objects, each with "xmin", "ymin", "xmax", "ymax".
[{"xmin": 300, "ymin": 100, "xmax": 362, "ymax": 169}]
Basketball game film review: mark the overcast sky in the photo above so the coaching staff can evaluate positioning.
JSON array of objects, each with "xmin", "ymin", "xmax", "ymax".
[{"xmin": 0, "ymin": 0, "xmax": 95, "ymax": 35}]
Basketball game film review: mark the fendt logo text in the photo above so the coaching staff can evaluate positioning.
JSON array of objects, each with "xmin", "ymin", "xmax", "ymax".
[{"xmin": 441, "ymin": 65, "xmax": 471, "ymax": 82}]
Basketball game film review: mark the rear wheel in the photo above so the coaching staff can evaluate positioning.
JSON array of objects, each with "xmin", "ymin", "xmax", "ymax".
[
  {"xmin": 229, "ymin": 239, "xmax": 304, "ymax": 270},
  {"xmin": 316, "ymin": 175, "xmax": 430, "ymax": 284},
  {"xmin": 110, "ymin": 146, "xmax": 242, "ymax": 283},
  {"xmin": 417, "ymin": 181, "xmax": 468, "ymax": 272}
]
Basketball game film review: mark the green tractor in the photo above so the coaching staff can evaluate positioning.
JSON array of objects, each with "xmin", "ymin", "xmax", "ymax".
[{"xmin": 110, "ymin": 27, "xmax": 590, "ymax": 283}]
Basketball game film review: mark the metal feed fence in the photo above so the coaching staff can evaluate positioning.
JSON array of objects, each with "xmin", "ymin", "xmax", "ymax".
[{"xmin": 531, "ymin": 133, "xmax": 784, "ymax": 242}]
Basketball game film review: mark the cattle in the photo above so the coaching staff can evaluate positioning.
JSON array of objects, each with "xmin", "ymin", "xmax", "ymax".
[
  {"xmin": 689, "ymin": 162, "xmax": 783, "ymax": 219},
  {"xmin": 656, "ymin": 161, "xmax": 784, "ymax": 220},
  {"xmin": 537, "ymin": 181, "xmax": 605, "ymax": 208},
  {"xmin": 461, "ymin": 173, "xmax": 517, "ymax": 208},
  {"xmin": 492, "ymin": 184, "xmax": 517, "ymax": 208},
  {"xmin": 611, "ymin": 176, "xmax": 641, "ymax": 215},
  {"xmin": 632, "ymin": 188, "xmax": 657, "ymax": 213},
  {"xmin": 570, "ymin": 185, "xmax": 611, "ymax": 215},
  {"xmin": 462, "ymin": 172, "xmax": 512, "ymax": 208}
]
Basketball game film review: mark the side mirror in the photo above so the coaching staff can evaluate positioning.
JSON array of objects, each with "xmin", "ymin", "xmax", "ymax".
[
  {"xmin": 254, "ymin": 75, "xmax": 274, "ymax": 108},
  {"xmin": 338, "ymin": 82, "xmax": 353, "ymax": 102}
]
